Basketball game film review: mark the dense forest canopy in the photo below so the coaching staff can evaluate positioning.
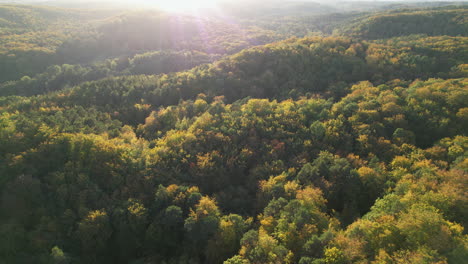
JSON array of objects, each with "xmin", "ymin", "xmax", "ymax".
[
  {"xmin": 337, "ymin": 8, "xmax": 468, "ymax": 39},
  {"xmin": 0, "ymin": 1, "xmax": 467, "ymax": 264}
]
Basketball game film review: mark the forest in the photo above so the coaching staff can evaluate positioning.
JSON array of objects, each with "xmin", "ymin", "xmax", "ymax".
[{"xmin": 0, "ymin": 1, "xmax": 467, "ymax": 264}]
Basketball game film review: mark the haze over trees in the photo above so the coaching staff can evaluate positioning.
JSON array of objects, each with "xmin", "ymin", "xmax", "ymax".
[{"xmin": 0, "ymin": 1, "xmax": 467, "ymax": 264}]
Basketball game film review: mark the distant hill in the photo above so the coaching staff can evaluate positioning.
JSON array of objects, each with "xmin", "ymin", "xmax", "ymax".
[
  {"xmin": 0, "ymin": 7, "xmax": 282, "ymax": 83},
  {"xmin": 337, "ymin": 7, "xmax": 468, "ymax": 39}
]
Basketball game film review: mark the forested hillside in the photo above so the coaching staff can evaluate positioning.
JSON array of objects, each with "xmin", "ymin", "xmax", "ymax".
[
  {"xmin": 337, "ymin": 7, "xmax": 468, "ymax": 39},
  {"xmin": 0, "ymin": 2, "xmax": 467, "ymax": 264},
  {"xmin": 0, "ymin": 5, "xmax": 282, "ymax": 83}
]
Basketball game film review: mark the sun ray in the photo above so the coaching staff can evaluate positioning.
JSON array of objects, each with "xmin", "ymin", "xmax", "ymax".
[{"xmin": 156, "ymin": 0, "xmax": 219, "ymax": 13}]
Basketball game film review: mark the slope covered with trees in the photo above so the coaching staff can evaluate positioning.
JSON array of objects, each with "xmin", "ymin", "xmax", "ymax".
[
  {"xmin": 0, "ymin": 5, "xmax": 282, "ymax": 83},
  {"xmin": 0, "ymin": 3, "xmax": 467, "ymax": 264},
  {"xmin": 0, "ymin": 4, "xmax": 121, "ymax": 82},
  {"xmin": 3, "ymin": 35, "xmax": 465, "ymax": 117},
  {"xmin": 337, "ymin": 7, "xmax": 468, "ymax": 39}
]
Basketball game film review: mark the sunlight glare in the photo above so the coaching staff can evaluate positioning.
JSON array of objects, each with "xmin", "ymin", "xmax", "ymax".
[{"xmin": 157, "ymin": 0, "xmax": 219, "ymax": 13}]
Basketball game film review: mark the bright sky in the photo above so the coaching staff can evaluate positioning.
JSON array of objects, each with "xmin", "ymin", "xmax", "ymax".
[{"xmin": 156, "ymin": 0, "xmax": 220, "ymax": 12}]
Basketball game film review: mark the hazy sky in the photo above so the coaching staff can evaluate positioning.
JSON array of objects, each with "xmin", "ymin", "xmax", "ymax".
[{"xmin": 0, "ymin": 0, "xmax": 464, "ymax": 9}]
